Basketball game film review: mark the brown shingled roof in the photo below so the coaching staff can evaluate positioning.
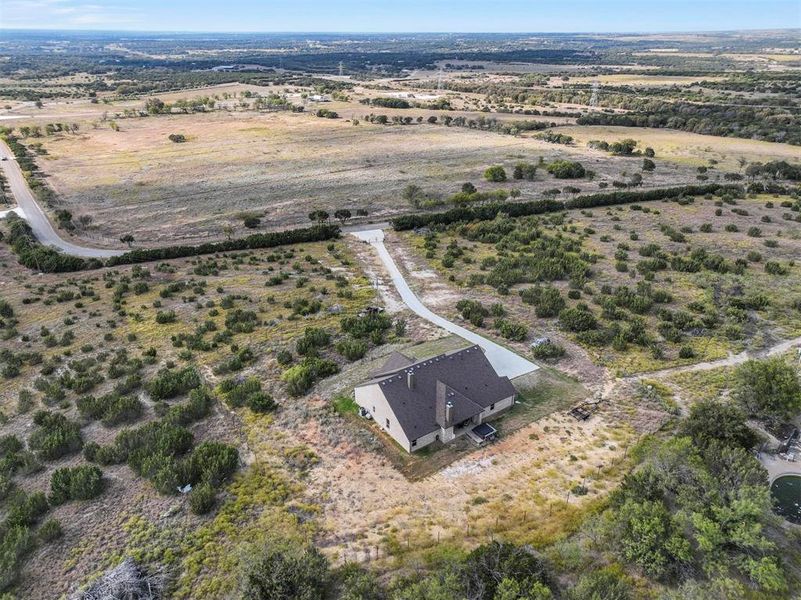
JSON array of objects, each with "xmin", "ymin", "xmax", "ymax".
[
  {"xmin": 370, "ymin": 351, "xmax": 414, "ymax": 378},
  {"xmin": 370, "ymin": 345, "xmax": 516, "ymax": 441}
]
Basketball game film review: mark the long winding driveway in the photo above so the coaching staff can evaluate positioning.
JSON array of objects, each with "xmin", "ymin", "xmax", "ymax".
[
  {"xmin": 0, "ymin": 139, "xmax": 123, "ymax": 258},
  {"xmin": 351, "ymin": 228, "xmax": 538, "ymax": 380}
]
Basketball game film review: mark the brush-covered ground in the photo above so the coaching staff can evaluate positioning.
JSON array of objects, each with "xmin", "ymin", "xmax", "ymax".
[
  {"xmin": 0, "ymin": 224, "xmax": 660, "ymax": 599},
  {"xmin": 398, "ymin": 190, "xmax": 801, "ymax": 376}
]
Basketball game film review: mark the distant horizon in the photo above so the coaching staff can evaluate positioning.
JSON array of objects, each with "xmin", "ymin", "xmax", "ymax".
[
  {"xmin": 1, "ymin": 0, "xmax": 799, "ymax": 35},
  {"xmin": 1, "ymin": 26, "xmax": 799, "ymax": 36}
]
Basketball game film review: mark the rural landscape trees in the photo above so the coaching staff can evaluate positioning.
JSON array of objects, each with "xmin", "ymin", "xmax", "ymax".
[{"xmin": 0, "ymin": 25, "xmax": 799, "ymax": 600}]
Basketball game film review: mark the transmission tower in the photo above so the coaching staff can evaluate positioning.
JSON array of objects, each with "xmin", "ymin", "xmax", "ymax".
[
  {"xmin": 436, "ymin": 68, "xmax": 443, "ymax": 92},
  {"xmin": 338, "ymin": 61, "xmax": 344, "ymax": 77}
]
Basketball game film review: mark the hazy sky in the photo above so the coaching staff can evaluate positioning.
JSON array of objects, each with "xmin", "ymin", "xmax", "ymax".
[{"xmin": 1, "ymin": 0, "xmax": 799, "ymax": 32}]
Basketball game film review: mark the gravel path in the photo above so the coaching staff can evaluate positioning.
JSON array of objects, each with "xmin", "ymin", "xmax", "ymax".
[
  {"xmin": 350, "ymin": 228, "xmax": 538, "ymax": 379},
  {"xmin": 625, "ymin": 334, "xmax": 801, "ymax": 381}
]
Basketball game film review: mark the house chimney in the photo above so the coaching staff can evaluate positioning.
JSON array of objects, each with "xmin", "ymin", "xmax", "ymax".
[
  {"xmin": 445, "ymin": 400, "xmax": 453, "ymax": 426},
  {"xmin": 407, "ymin": 371, "xmax": 415, "ymax": 389}
]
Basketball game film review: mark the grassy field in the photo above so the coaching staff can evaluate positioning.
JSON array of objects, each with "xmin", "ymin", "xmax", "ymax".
[
  {"xmin": 556, "ymin": 125, "xmax": 801, "ymax": 170},
  {"xmin": 15, "ymin": 88, "xmax": 709, "ymax": 245}
]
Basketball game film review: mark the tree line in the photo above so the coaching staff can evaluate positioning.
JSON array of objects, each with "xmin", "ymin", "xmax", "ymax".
[
  {"xmin": 2, "ymin": 214, "xmax": 340, "ymax": 273},
  {"xmin": 391, "ymin": 184, "xmax": 741, "ymax": 231}
]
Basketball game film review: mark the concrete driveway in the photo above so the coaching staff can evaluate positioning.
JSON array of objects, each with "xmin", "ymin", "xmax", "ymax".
[
  {"xmin": 351, "ymin": 229, "xmax": 538, "ymax": 379},
  {"xmin": 0, "ymin": 140, "xmax": 123, "ymax": 258}
]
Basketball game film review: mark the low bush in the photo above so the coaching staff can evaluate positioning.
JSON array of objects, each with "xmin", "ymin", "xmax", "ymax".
[
  {"xmin": 531, "ymin": 341, "xmax": 566, "ymax": 360},
  {"xmin": 281, "ymin": 358, "xmax": 339, "ymax": 396},
  {"xmin": 146, "ymin": 366, "xmax": 201, "ymax": 400},
  {"xmin": 49, "ymin": 465, "xmax": 104, "ymax": 504},
  {"xmin": 336, "ymin": 338, "xmax": 368, "ymax": 361},
  {"xmin": 28, "ymin": 411, "xmax": 82, "ymax": 461},
  {"xmin": 189, "ymin": 481, "xmax": 216, "ymax": 515},
  {"xmin": 219, "ymin": 377, "xmax": 276, "ymax": 413}
]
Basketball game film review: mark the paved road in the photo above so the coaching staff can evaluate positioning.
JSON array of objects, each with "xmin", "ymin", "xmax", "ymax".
[
  {"xmin": 0, "ymin": 140, "xmax": 123, "ymax": 258},
  {"xmin": 351, "ymin": 229, "xmax": 538, "ymax": 380}
]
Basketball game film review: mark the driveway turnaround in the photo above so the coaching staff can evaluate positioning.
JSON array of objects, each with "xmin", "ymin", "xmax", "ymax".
[
  {"xmin": 0, "ymin": 140, "xmax": 123, "ymax": 258},
  {"xmin": 351, "ymin": 229, "xmax": 538, "ymax": 380}
]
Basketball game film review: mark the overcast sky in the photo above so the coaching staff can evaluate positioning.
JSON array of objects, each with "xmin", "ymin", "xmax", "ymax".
[{"xmin": 1, "ymin": 0, "xmax": 799, "ymax": 32}]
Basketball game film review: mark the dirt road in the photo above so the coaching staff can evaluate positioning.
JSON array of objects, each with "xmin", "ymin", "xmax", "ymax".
[
  {"xmin": 0, "ymin": 139, "xmax": 123, "ymax": 258},
  {"xmin": 627, "ymin": 334, "xmax": 801, "ymax": 381},
  {"xmin": 350, "ymin": 228, "xmax": 538, "ymax": 379}
]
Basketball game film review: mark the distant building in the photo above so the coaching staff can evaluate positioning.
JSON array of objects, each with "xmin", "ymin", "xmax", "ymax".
[{"xmin": 354, "ymin": 345, "xmax": 515, "ymax": 452}]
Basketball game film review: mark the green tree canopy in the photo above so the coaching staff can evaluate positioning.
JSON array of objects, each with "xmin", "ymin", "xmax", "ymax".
[{"xmin": 733, "ymin": 357, "xmax": 801, "ymax": 422}]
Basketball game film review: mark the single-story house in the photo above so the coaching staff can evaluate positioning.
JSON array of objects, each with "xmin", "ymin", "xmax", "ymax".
[{"xmin": 354, "ymin": 345, "xmax": 516, "ymax": 452}]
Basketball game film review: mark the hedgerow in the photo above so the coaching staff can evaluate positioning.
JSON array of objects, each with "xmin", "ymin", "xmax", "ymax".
[
  {"xmin": 2, "ymin": 214, "xmax": 339, "ymax": 273},
  {"xmin": 391, "ymin": 184, "xmax": 740, "ymax": 230}
]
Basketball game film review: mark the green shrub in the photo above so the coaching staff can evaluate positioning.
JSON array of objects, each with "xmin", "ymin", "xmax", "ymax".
[
  {"xmin": 186, "ymin": 441, "xmax": 239, "ymax": 487},
  {"xmin": 547, "ymin": 160, "xmax": 585, "ymax": 179},
  {"xmin": 496, "ymin": 319, "xmax": 528, "ymax": 341},
  {"xmin": 281, "ymin": 358, "xmax": 339, "ymax": 397},
  {"xmin": 28, "ymin": 411, "xmax": 82, "ymax": 460},
  {"xmin": 276, "ymin": 350, "xmax": 293, "ymax": 366},
  {"xmin": 146, "ymin": 366, "xmax": 201, "ymax": 400},
  {"xmin": 155, "ymin": 310, "xmax": 177, "ymax": 324},
  {"xmin": 484, "ymin": 165, "xmax": 507, "ymax": 182},
  {"xmin": 296, "ymin": 327, "xmax": 331, "ymax": 356},
  {"xmin": 239, "ymin": 542, "xmax": 329, "ymax": 600},
  {"xmin": 765, "ymin": 261, "xmax": 788, "ymax": 275},
  {"xmin": 340, "ymin": 313, "xmax": 392, "ymax": 340},
  {"xmin": 189, "ymin": 481, "xmax": 216, "ymax": 515},
  {"xmin": 164, "ymin": 387, "xmax": 215, "ymax": 425},
  {"xmin": 49, "ymin": 465, "xmax": 104, "ymax": 504},
  {"xmin": 336, "ymin": 338, "xmax": 368, "ymax": 361},
  {"xmin": 219, "ymin": 377, "xmax": 276, "ymax": 413},
  {"xmin": 38, "ymin": 518, "xmax": 63, "ymax": 543},
  {"xmin": 0, "ymin": 524, "xmax": 35, "ymax": 591},
  {"xmin": 531, "ymin": 342, "xmax": 566, "ymax": 360},
  {"xmin": 559, "ymin": 306, "xmax": 597, "ymax": 332},
  {"xmin": 6, "ymin": 491, "xmax": 48, "ymax": 528},
  {"xmin": 569, "ymin": 565, "xmax": 633, "ymax": 600},
  {"xmin": 77, "ymin": 393, "xmax": 144, "ymax": 426}
]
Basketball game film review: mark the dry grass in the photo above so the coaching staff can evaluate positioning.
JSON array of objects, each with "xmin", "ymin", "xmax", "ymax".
[
  {"xmin": 28, "ymin": 108, "xmax": 699, "ymax": 245},
  {"xmin": 556, "ymin": 125, "xmax": 801, "ymax": 170},
  {"xmin": 566, "ymin": 74, "xmax": 726, "ymax": 86}
]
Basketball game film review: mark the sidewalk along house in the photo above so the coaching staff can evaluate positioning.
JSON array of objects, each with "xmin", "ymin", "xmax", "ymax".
[{"xmin": 354, "ymin": 345, "xmax": 517, "ymax": 452}]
